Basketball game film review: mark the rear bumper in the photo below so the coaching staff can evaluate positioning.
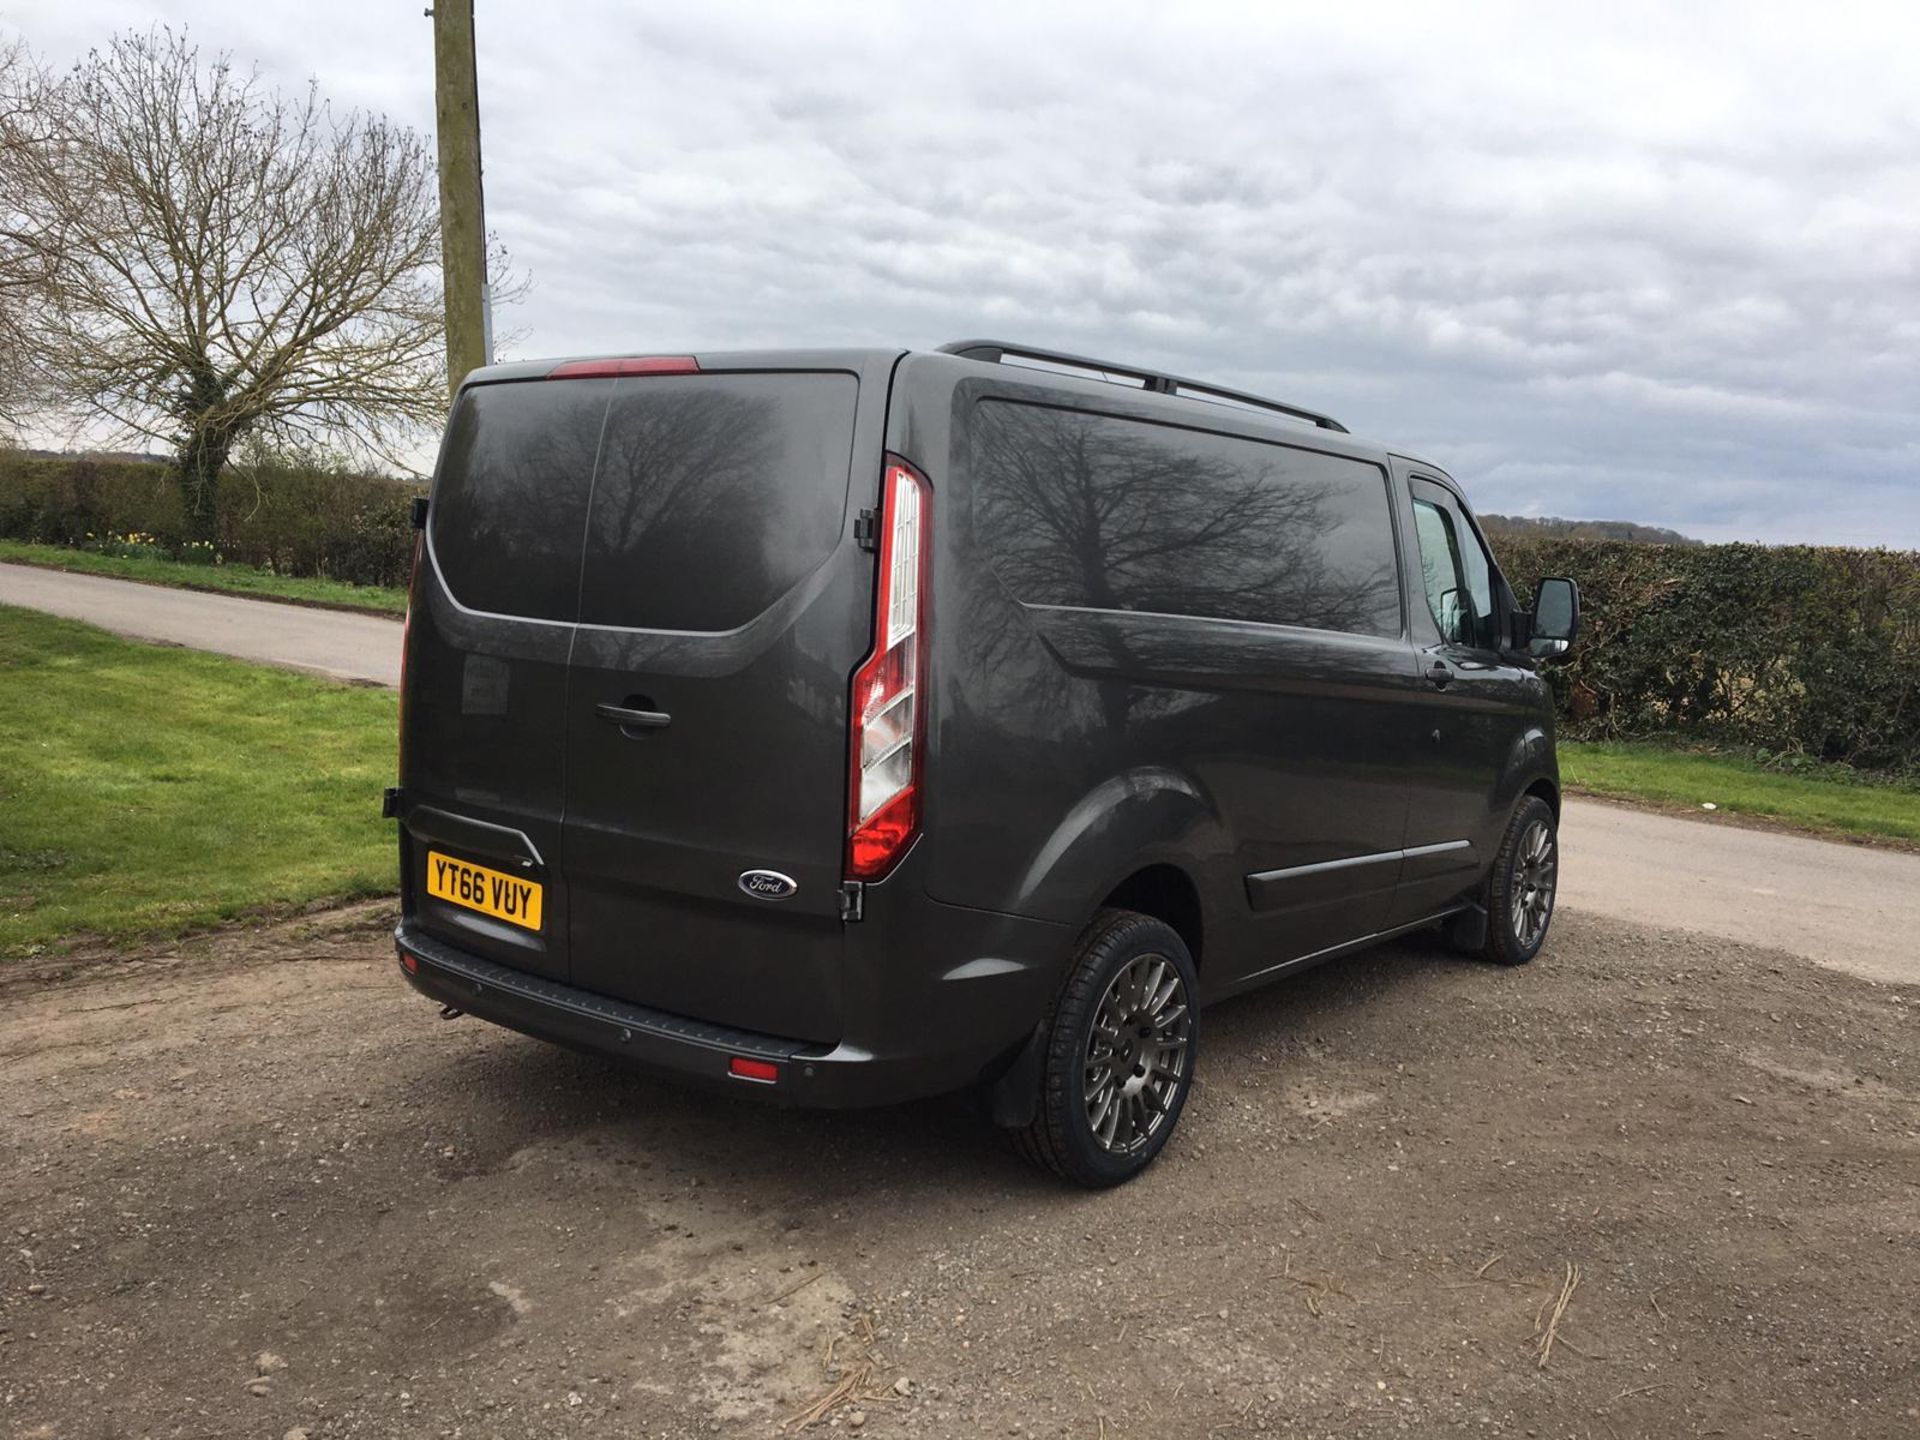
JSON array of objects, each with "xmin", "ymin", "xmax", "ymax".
[{"xmin": 395, "ymin": 899, "xmax": 1066, "ymax": 1107}]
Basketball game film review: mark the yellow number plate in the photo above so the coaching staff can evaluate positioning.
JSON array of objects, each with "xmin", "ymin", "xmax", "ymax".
[{"xmin": 425, "ymin": 851, "xmax": 543, "ymax": 931}]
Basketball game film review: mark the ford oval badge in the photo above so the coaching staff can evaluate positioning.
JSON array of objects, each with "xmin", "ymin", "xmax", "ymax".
[{"xmin": 738, "ymin": 869, "xmax": 798, "ymax": 901}]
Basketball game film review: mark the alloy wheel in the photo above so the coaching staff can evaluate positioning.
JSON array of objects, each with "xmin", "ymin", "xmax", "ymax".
[
  {"xmin": 1512, "ymin": 819, "xmax": 1557, "ymax": 949},
  {"xmin": 1082, "ymin": 953, "xmax": 1192, "ymax": 1154}
]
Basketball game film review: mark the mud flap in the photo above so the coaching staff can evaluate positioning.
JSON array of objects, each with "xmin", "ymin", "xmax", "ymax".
[
  {"xmin": 1446, "ymin": 903, "xmax": 1489, "ymax": 952},
  {"xmin": 986, "ymin": 1024, "xmax": 1047, "ymax": 1129}
]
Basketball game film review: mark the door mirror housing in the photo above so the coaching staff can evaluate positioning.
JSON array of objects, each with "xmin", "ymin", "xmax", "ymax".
[{"xmin": 1527, "ymin": 576, "xmax": 1579, "ymax": 658}]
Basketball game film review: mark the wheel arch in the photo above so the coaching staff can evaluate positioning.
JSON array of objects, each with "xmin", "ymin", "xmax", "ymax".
[{"xmin": 1100, "ymin": 862, "xmax": 1205, "ymax": 969}]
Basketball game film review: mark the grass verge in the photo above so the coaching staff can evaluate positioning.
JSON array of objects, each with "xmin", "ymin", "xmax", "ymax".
[
  {"xmin": 0, "ymin": 537, "xmax": 406, "ymax": 614},
  {"xmin": 0, "ymin": 605, "xmax": 397, "ymax": 957},
  {"xmin": 1560, "ymin": 740, "xmax": 1920, "ymax": 844}
]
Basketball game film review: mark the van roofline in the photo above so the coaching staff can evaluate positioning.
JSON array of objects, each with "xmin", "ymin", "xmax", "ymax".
[
  {"xmin": 937, "ymin": 339, "xmax": 1348, "ymax": 434},
  {"xmin": 454, "ymin": 348, "xmax": 908, "ymax": 390},
  {"xmin": 453, "ymin": 346, "xmax": 1443, "ymax": 483}
]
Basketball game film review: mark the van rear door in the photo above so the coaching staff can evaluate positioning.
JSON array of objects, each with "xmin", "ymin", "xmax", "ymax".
[
  {"xmin": 402, "ymin": 375, "xmax": 613, "ymax": 982},
  {"xmin": 561, "ymin": 364, "xmax": 880, "ymax": 1043}
]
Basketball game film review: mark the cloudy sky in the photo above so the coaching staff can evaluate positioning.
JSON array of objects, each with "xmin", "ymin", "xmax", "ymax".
[{"xmin": 13, "ymin": 1, "xmax": 1919, "ymax": 544}]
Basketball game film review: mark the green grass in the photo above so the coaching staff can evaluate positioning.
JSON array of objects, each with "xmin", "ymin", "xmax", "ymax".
[
  {"xmin": 0, "ymin": 538, "xmax": 407, "ymax": 614},
  {"xmin": 1561, "ymin": 739, "xmax": 1920, "ymax": 844},
  {"xmin": 0, "ymin": 605, "xmax": 398, "ymax": 956}
]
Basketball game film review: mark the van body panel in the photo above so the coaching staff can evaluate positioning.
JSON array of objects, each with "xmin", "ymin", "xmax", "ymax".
[
  {"xmin": 401, "ymin": 376, "xmax": 614, "ymax": 981},
  {"xmin": 402, "ymin": 354, "xmax": 902, "ymax": 1043},
  {"xmin": 559, "ymin": 364, "xmax": 889, "ymax": 1043},
  {"xmin": 885, "ymin": 355, "xmax": 1432, "ymax": 984},
  {"xmin": 396, "ymin": 343, "xmax": 1564, "ymax": 1110},
  {"xmin": 1387, "ymin": 458, "xmax": 1559, "ymax": 923}
]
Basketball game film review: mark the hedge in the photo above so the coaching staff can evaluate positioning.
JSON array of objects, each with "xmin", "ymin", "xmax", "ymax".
[
  {"xmin": 0, "ymin": 451, "xmax": 422, "ymax": 588},
  {"xmin": 1493, "ymin": 537, "xmax": 1920, "ymax": 774},
  {"xmin": 6, "ymin": 450, "xmax": 1918, "ymax": 772}
]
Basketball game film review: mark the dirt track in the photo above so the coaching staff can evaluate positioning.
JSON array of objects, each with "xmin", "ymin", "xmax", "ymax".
[{"xmin": 2, "ymin": 903, "xmax": 1916, "ymax": 1439}]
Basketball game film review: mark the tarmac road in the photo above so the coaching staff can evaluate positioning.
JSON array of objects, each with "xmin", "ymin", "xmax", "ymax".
[{"xmin": 0, "ymin": 560, "xmax": 403, "ymax": 686}]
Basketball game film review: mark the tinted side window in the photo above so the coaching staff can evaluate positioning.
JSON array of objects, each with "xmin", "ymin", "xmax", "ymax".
[
  {"xmin": 973, "ymin": 401, "xmax": 1401, "ymax": 637},
  {"xmin": 429, "ymin": 379, "xmax": 610, "ymax": 621},
  {"xmin": 579, "ymin": 373, "xmax": 856, "ymax": 632},
  {"xmin": 1411, "ymin": 483, "xmax": 1496, "ymax": 649}
]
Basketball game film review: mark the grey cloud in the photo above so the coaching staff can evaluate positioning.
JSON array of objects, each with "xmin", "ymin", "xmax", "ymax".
[{"xmin": 11, "ymin": 0, "xmax": 1917, "ymax": 543}]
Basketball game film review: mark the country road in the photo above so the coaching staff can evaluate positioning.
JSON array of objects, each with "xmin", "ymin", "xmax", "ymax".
[
  {"xmin": 0, "ymin": 560, "xmax": 402, "ymax": 686},
  {"xmin": 6, "ymin": 560, "xmax": 1917, "ymax": 984}
]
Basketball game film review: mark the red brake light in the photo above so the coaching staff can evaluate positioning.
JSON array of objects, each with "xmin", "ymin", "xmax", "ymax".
[
  {"xmin": 546, "ymin": 355, "xmax": 700, "ymax": 379},
  {"xmin": 847, "ymin": 456, "xmax": 930, "ymax": 881},
  {"xmin": 729, "ymin": 1056, "xmax": 780, "ymax": 1083}
]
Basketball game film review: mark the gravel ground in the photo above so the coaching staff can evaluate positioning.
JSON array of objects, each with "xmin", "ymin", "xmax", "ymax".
[{"xmin": 2, "ymin": 903, "xmax": 1916, "ymax": 1439}]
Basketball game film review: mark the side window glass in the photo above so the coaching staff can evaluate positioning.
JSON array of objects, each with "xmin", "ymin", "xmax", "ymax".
[
  {"xmin": 972, "ymin": 401, "xmax": 1403, "ymax": 638},
  {"xmin": 1412, "ymin": 487, "xmax": 1499, "ymax": 649},
  {"xmin": 1412, "ymin": 497, "xmax": 1468, "ymax": 644},
  {"xmin": 1452, "ymin": 504, "xmax": 1496, "ymax": 648}
]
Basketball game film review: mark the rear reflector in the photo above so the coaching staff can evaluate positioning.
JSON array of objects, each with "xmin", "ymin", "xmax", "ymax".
[
  {"xmin": 728, "ymin": 1056, "xmax": 780, "ymax": 1083},
  {"xmin": 399, "ymin": 950, "xmax": 418, "ymax": 974},
  {"xmin": 546, "ymin": 355, "xmax": 700, "ymax": 380},
  {"xmin": 847, "ymin": 456, "xmax": 930, "ymax": 881}
]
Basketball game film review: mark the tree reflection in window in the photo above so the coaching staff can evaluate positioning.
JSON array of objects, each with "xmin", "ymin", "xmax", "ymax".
[
  {"xmin": 431, "ymin": 378, "xmax": 610, "ymax": 621},
  {"xmin": 581, "ymin": 374, "xmax": 856, "ymax": 632},
  {"xmin": 973, "ymin": 402, "xmax": 1400, "ymax": 638}
]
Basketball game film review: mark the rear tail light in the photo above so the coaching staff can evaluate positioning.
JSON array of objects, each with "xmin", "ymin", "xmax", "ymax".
[{"xmin": 847, "ymin": 456, "xmax": 931, "ymax": 881}]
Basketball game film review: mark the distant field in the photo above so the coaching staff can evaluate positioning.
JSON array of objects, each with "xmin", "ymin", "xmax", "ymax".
[
  {"xmin": 0, "ymin": 606, "xmax": 397, "ymax": 956},
  {"xmin": 1561, "ymin": 740, "xmax": 1920, "ymax": 844},
  {"xmin": 0, "ymin": 538, "xmax": 407, "ymax": 614}
]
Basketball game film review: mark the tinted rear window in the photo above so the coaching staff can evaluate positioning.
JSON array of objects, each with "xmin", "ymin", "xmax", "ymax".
[
  {"xmin": 429, "ymin": 378, "xmax": 609, "ymax": 621},
  {"xmin": 578, "ymin": 372, "xmax": 856, "ymax": 632},
  {"xmin": 973, "ymin": 401, "xmax": 1402, "ymax": 638}
]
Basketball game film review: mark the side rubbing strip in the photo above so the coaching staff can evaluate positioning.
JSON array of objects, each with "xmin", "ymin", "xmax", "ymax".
[
  {"xmin": 1249, "ymin": 849, "xmax": 1402, "ymax": 884},
  {"xmin": 1244, "ymin": 849, "xmax": 1401, "ymax": 914},
  {"xmin": 1398, "ymin": 838, "xmax": 1478, "ymax": 885},
  {"xmin": 1245, "ymin": 840, "xmax": 1475, "ymax": 914},
  {"xmin": 1402, "ymin": 840, "xmax": 1471, "ymax": 860}
]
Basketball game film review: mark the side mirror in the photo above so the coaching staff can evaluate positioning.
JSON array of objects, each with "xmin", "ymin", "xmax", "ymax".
[{"xmin": 1527, "ymin": 576, "xmax": 1579, "ymax": 658}]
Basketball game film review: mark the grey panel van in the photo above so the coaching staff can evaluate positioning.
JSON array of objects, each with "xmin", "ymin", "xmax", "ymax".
[{"xmin": 390, "ymin": 340, "xmax": 1580, "ymax": 1187}]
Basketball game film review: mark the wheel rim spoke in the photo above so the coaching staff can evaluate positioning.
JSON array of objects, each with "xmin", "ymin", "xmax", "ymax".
[
  {"xmin": 1512, "ymin": 821, "xmax": 1557, "ymax": 947},
  {"xmin": 1081, "ymin": 950, "xmax": 1192, "ymax": 1156}
]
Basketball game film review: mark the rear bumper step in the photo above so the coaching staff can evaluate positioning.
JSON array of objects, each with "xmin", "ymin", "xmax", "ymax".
[{"xmin": 395, "ymin": 922, "xmax": 946, "ymax": 1107}]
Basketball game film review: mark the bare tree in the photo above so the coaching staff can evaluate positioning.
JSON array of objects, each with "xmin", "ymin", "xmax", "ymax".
[
  {"xmin": 4, "ymin": 29, "xmax": 494, "ymax": 539},
  {"xmin": 0, "ymin": 36, "xmax": 58, "ymax": 429}
]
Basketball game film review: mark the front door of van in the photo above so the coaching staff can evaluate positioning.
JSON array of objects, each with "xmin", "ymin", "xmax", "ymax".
[{"xmin": 1394, "ymin": 471, "xmax": 1538, "ymax": 924}]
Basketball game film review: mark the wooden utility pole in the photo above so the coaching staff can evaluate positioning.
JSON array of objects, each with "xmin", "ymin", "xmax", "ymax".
[{"xmin": 432, "ymin": 0, "xmax": 489, "ymax": 401}]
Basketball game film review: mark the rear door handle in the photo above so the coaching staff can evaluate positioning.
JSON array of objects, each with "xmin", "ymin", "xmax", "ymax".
[
  {"xmin": 596, "ymin": 703, "xmax": 672, "ymax": 730},
  {"xmin": 1425, "ymin": 660, "xmax": 1453, "ymax": 690}
]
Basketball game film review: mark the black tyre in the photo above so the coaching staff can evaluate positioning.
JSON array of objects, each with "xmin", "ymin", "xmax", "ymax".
[
  {"xmin": 1013, "ymin": 908, "xmax": 1198, "ymax": 1188},
  {"xmin": 1476, "ymin": 795, "xmax": 1559, "ymax": 966}
]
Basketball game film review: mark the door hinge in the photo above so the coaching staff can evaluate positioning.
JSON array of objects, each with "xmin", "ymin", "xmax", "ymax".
[
  {"xmin": 853, "ymin": 508, "xmax": 878, "ymax": 551},
  {"xmin": 838, "ymin": 881, "xmax": 865, "ymax": 923},
  {"xmin": 381, "ymin": 786, "xmax": 402, "ymax": 819},
  {"xmin": 409, "ymin": 496, "xmax": 429, "ymax": 530}
]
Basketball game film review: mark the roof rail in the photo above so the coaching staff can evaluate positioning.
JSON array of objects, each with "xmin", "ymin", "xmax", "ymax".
[{"xmin": 936, "ymin": 338, "xmax": 1348, "ymax": 434}]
